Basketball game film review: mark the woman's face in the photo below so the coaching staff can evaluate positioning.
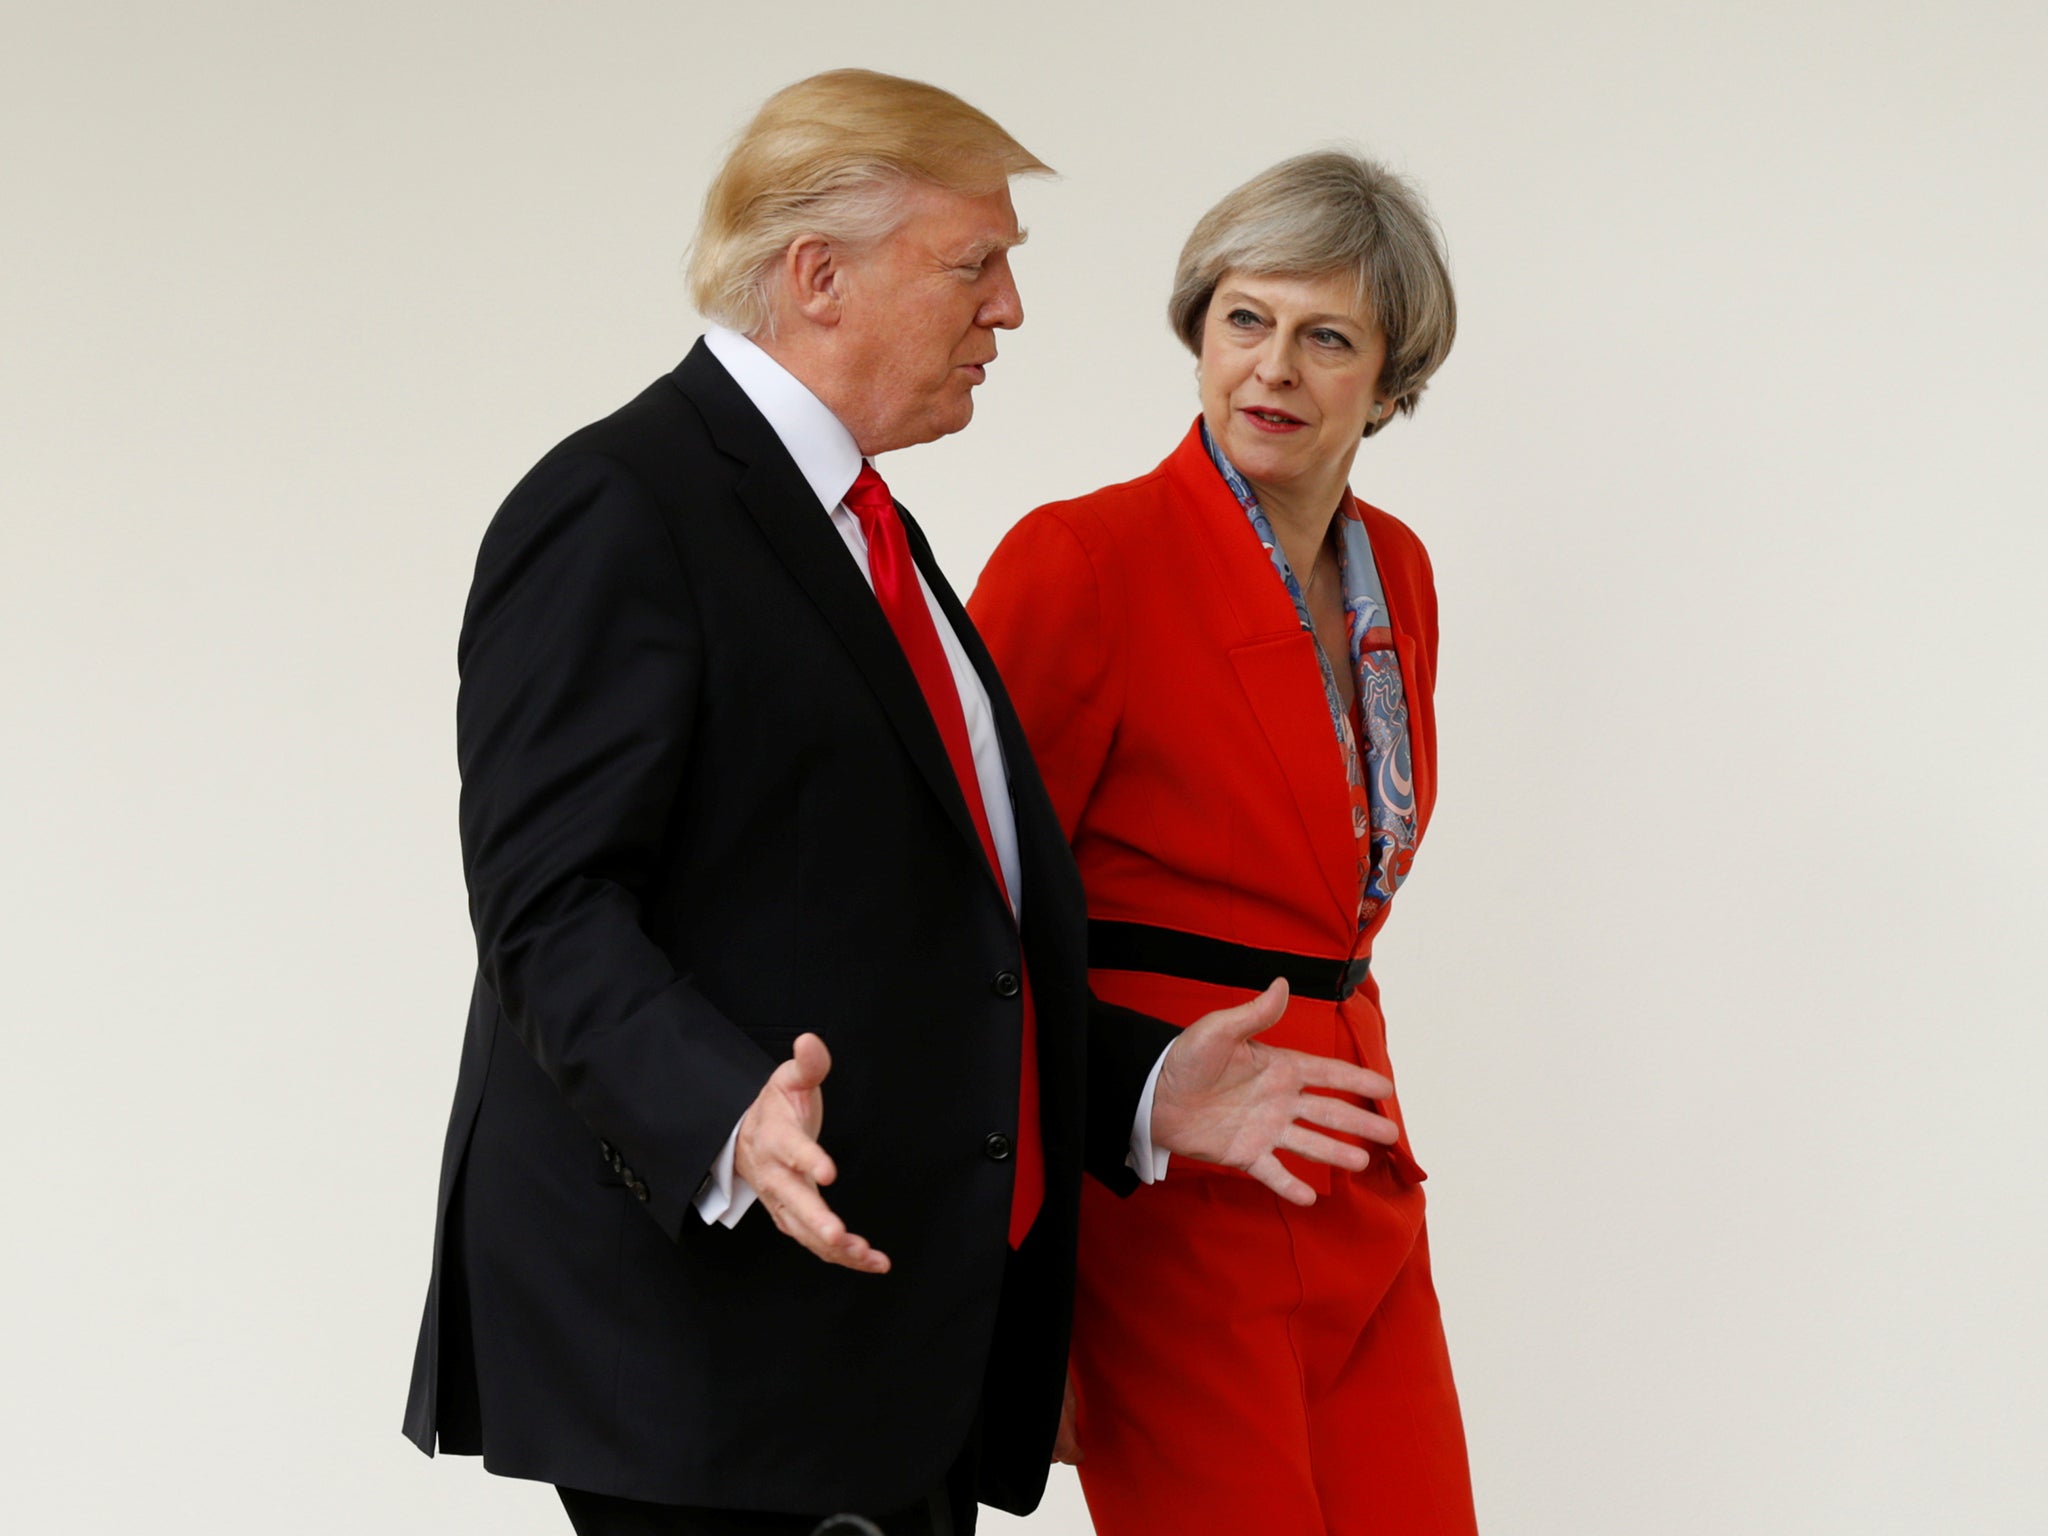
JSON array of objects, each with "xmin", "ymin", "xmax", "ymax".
[{"xmin": 1197, "ymin": 269, "xmax": 1391, "ymax": 501}]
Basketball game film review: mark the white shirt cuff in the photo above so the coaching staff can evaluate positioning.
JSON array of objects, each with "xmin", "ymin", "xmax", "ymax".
[
  {"xmin": 693, "ymin": 1116, "xmax": 761, "ymax": 1227},
  {"xmin": 1126, "ymin": 1045, "xmax": 1173, "ymax": 1183}
]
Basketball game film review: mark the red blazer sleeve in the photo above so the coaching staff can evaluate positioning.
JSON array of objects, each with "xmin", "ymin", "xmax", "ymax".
[{"xmin": 969, "ymin": 507, "xmax": 1128, "ymax": 842}]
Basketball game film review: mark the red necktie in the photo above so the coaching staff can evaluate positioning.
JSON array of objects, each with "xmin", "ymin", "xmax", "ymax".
[{"xmin": 844, "ymin": 462, "xmax": 1043, "ymax": 1248}]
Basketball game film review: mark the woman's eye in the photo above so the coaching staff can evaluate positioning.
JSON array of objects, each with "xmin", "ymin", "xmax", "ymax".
[
  {"xmin": 1311, "ymin": 328, "xmax": 1352, "ymax": 349},
  {"xmin": 1227, "ymin": 308, "xmax": 1262, "ymax": 328}
]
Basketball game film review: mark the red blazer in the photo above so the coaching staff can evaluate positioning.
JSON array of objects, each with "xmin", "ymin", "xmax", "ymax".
[{"xmin": 971, "ymin": 419, "xmax": 1440, "ymax": 1191}]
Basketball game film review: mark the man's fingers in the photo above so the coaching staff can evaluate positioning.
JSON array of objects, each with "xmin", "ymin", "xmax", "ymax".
[
  {"xmin": 735, "ymin": 1038, "xmax": 885, "ymax": 1271},
  {"xmin": 767, "ymin": 1122, "xmax": 837, "ymax": 1187},
  {"xmin": 759, "ymin": 1169, "xmax": 890, "ymax": 1273},
  {"xmin": 1279, "ymin": 1123, "xmax": 1372, "ymax": 1172},
  {"xmin": 757, "ymin": 1157, "xmax": 841, "ymax": 1238},
  {"xmin": 816, "ymin": 1229, "xmax": 890, "ymax": 1273},
  {"xmin": 799, "ymin": 1198, "xmax": 847, "ymax": 1249},
  {"xmin": 1294, "ymin": 1092, "xmax": 1401, "ymax": 1145},
  {"xmin": 738, "ymin": 1101, "xmax": 835, "ymax": 1182},
  {"xmin": 757, "ymin": 1165, "xmax": 840, "ymax": 1241},
  {"xmin": 785, "ymin": 1031, "xmax": 833, "ymax": 1090}
]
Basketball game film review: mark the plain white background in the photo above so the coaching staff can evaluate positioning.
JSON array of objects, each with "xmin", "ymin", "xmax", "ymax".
[{"xmin": 5, "ymin": 2, "xmax": 2045, "ymax": 1531}]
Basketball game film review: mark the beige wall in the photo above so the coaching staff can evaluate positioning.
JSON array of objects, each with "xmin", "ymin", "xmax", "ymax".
[{"xmin": 4, "ymin": 2, "xmax": 2045, "ymax": 1531}]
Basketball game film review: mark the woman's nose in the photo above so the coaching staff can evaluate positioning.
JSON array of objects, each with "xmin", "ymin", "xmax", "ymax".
[{"xmin": 1253, "ymin": 338, "xmax": 1297, "ymax": 386}]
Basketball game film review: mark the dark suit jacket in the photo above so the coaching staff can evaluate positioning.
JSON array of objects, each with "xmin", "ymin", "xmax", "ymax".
[{"xmin": 402, "ymin": 341, "xmax": 1175, "ymax": 1518}]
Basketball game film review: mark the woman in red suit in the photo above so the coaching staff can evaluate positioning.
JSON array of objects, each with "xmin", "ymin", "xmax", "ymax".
[{"xmin": 969, "ymin": 152, "xmax": 1473, "ymax": 1534}]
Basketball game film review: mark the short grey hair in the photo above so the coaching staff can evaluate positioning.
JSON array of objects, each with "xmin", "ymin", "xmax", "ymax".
[{"xmin": 1168, "ymin": 151, "xmax": 1456, "ymax": 432}]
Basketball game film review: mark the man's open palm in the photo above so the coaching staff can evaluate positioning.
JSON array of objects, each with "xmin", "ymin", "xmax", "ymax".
[{"xmin": 734, "ymin": 1032, "xmax": 891, "ymax": 1274}]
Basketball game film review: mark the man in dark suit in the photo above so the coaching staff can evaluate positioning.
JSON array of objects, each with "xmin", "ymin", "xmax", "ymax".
[{"xmin": 403, "ymin": 69, "xmax": 1398, "ymax": 1536}]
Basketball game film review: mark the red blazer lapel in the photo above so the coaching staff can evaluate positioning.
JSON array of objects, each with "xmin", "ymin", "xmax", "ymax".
[
  {"xmin": 1226, "ymin": 637, "xmax": 1364, "ymax": 925},
  {"xmin": 1359, "ymin": 501, "xmax": 1437, "ymax": 844},
  {"xmin": 1164, "ymin": 424, "xmax": 1363, "ymax": 930}
]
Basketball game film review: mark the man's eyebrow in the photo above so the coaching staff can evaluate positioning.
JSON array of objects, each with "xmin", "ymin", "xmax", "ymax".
[{"xmin": 955, "ymin": 228, "xmax": 1029, "ymax": 262}]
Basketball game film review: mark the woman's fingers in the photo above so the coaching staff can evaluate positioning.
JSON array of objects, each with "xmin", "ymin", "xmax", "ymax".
[
  {"xmin": 1291, "ymin": 1052, "xmax": 1393, "ymax": 1100},
  {"xmin": 1278, "ymin": 1122, "xmax": 1373, "ymax": 1172},
  {"xmin": 1244, "ymin": 1150, "xmax": 1318, "ymax": 1207},
  {"xmin": 1294, "ymin": 1092, "xmax": 1401, "ymax": 1144},
  {"xmin": 1216, "ymin": 977, "xmax": 1290, "ymax": 1042},
  {"xmin": 1173, "ymin": 980, "xmax": 1291, "ymax": 1072},
  {"xmin": 1052, "ymin": 1371, "xmax": 1083, "ymax": 1464}
]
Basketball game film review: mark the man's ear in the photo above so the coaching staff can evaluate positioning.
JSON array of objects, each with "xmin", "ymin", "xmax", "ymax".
[{"xmin": 780, "ymin": 235, "xmax": 842, "ymax": 327}]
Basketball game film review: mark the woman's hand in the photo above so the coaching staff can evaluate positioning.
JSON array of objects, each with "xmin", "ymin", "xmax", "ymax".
[{"xmin": 1150, "ymin": 980, "xmax": 1401, "ymax": 1205}]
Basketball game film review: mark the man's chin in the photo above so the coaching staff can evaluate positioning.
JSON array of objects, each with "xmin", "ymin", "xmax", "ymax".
[{"xmin": 875, "ymin": 400, "xmax": 975, "ymax": 454}]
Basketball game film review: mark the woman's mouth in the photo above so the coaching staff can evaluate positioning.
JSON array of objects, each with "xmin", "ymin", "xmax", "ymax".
[{"xmin": 1242, "ymin": 406, "xmax": 1306, "ymax": 432}]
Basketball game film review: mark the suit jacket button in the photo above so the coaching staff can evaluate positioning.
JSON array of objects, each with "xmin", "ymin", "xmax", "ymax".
[
  {"xmin": 631, "ymin": 1180, "xmax": 650, "ymax": 1202},
  {"xmin": 610, "ymin": 1152, "xmax": 625, "ymax": 1173},
  {"xmin": 983, "ymin": 1132, "xmax": 1012, "ymax": 1162},
  {"xmin": 993, "ymin": 970, "xmax": 1021, "ymax": 998}
]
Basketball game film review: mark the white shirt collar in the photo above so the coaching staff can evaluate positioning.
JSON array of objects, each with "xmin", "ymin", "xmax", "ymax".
[{"xmin": 702, "ymin": 326, "xmax": 864, "ymax": 514}]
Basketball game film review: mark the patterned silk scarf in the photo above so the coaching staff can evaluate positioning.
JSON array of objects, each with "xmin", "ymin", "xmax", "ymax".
[{"xmin": 1202, "ymin": 425, "xmax": 1418, "ymax": 928}]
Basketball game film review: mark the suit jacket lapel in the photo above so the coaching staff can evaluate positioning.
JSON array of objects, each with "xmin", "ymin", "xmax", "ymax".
[
  {"xmin": 1165, "ymin": 425, "xmax": 1363, "ymax": 927},
  {"xmin": 899, "ymin": 505, "xmax": 1031, "ymax": 911},
  {"xmin": 669, "ymin": 344, "xmax": 989, "ymax": 882},
  {"xmin": 908, "ymin": 505, "xmax": 1089, "ymax": 1105}
]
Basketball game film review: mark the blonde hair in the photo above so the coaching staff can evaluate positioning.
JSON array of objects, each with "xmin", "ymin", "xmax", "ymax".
[
  {"xmin": 687, "ymin": 69, "xmax": 1051, "ymax": 336},
  {"xmin": 1168, "ymin": 151, "xmax": 1456, "ymax": 432}
]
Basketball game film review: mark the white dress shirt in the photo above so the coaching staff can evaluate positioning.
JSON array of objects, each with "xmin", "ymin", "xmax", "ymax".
[{"xmin": 693, "ymin": 327, "xmax": 1167, "ymax": 1228}]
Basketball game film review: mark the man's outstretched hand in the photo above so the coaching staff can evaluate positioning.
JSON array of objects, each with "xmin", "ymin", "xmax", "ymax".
[
  {"xmin": 733, "ymin": 1032, "xmax": 890, "ymax": 1274},
  {"xmin": 1149, "ymin": 980, "xmax": 1400, "ymax": 1205}
]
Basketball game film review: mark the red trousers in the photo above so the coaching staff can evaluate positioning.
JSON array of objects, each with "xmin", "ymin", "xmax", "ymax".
[{"xmin": 1068, "ymin": 1153, "xmax": 1476, "ymax": 1535}]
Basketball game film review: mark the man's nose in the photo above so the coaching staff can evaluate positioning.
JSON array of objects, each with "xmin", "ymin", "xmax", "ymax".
[{"xmin": 981, "ymin": 270, "xmax": 1024, "ymax": 330}]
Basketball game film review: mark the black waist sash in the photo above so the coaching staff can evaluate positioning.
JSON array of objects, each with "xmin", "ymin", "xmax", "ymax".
[{"xmin": 1087, "ymin": 920, "xmax": 1370, "ymax": 1002}]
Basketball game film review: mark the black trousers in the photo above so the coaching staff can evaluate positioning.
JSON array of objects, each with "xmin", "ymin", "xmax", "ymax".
[{"xmin": 557, "ymin": 1436, "xmax": 979, "ymax": 1536}]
